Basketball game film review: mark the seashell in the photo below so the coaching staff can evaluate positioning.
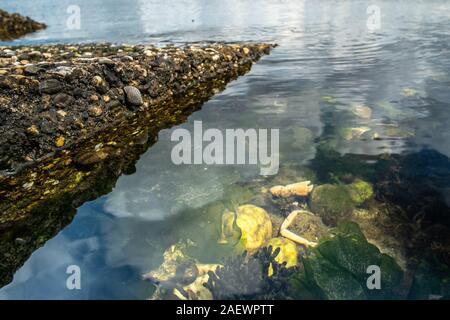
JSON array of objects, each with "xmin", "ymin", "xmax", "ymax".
[{"xmin": 269, "ymin": 181, "xmax": 314, "ymax": 198}]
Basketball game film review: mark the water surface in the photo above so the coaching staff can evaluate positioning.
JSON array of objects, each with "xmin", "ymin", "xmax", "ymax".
[{"xmin": 1, "ymin": 0, "xmax": 450, "ymax": 299}]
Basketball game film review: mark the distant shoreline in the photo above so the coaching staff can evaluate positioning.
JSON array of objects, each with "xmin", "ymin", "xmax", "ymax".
[{"xmin": 0, "ymin": 9, "xmax": 46, "ymax": 41}]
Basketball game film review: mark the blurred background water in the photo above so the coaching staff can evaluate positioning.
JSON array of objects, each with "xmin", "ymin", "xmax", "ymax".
[{"xmin": 1, "ymin": 0, "xmax": 450, "ymax": 299}]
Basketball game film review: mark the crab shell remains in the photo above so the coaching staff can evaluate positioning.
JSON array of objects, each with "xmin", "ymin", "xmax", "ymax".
[{"xmin": 269, "ymin": 181, "xmax": 314, "ymax": 198}]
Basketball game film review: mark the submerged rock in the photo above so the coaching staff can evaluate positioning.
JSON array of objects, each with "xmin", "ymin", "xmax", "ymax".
[
  {"xmin": 0, "ymin": 42, "xmax": 274, "ymax": 288},
  {"xmin": 0, "ymin": 9, "xmax": 46, "ymax": 41},
  {"xmin": 352, "ymin": 105, "xmax": 372, "ymax": 119},
  {"xmin": 282, "ymin": 210, "xmax": 329, "ymax": 244},
  {"xmin": 143, "ymin": 240, "xmax": 221, "ymax": 300},
  {"xmin": 345, "ymin": 179, "xmax": 374, "ymax": 205},
  {"xmin": 291, "ymin": 127, "xmax": 314, "ymax": 150},
  {"xmin": 310, "ymin": 184, "xmax": 355, "ymax": 226},
  {"xmin": 219, "ymin": 204, "xmax": 273, "ymax": 253},
  {"xmin": 339, "ymin": 127, "xmax": 371, "ymax": 141},
  {"xmin": 267, "ymin": 237, "xmax": 298, "ymax": 269},
  {"xmin": 291, "ymin": 222, "xmax": 405, "ymax": 300}
]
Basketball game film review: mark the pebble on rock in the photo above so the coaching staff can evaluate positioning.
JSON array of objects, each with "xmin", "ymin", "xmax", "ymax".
[
  {"xmin": 39, "ymin": 79, "xmax": 63, "ymax": 94},
  {"xmin": 55, "ymin": 136, "xmax": 65, "ymax": 147},
  {"xmin": 124, "ymin": 85, "xmax": 144, "ymax": 106}
]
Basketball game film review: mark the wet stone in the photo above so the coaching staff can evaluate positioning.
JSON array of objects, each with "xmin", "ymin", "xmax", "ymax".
[
  {"xmin": 39, "ymin": 79, "xmax": 63, "ymax": 94},
  {"xmin": 53, "ymin": 93, "xmax": 74, "ymax": 108},
  {"xmin": 88, "ymin": 105, "xmax": 103, "ymax": 117},
  {"xmin": 24, "ymin": 65, "xmax": 43, "ymax": 75},
  {"xmin": 124, "ymin": 85, "xmax": 143, "ymax": 106}
]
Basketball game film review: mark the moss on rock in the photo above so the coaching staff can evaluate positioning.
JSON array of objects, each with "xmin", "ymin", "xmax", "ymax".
[
  {"xmin": 310, "ymin": 184, "xmax": 355, "ymax": 226},
  {"xmin": 345, "ymin": 179, "xmax": 374, "ymax": 205}
]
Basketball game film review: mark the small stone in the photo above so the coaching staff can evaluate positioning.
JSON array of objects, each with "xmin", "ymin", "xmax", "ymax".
[
  {"xmin": 15, "ymin": 238, "xmax": 27, "ymax": 244},
  {"xmin": 92, "ymin": 75, "xmax": 105, "ymax": 87},
  {"xmin": 88, "ymin": 105, "xmax": 103, "ymax": 117},
  {"xmin": 56, "ymin": 110, "xmax": 67, "ymax": 118},
  {"xmin": 26, "ymin": 125, "xmax": 39, "ymax": 136},
  {"xmin": 39, "ymin": 79, "xmax": 63, "ymax": 94},
  {"xmin": 53, "ymin": 93, "xmax": 73, "ymax": 108},
  {"xmin": 75, "ymin": 150, "xmax": 109, "ymax": 167},
  {"xmin": 243, "ymin": 47, "xmax": 250, "ymax": 55},
  {"xmin": 89, "ymin": 94, "xmax": 99, "ymax": 102},
  {"xmin": 23, "ymin": 181, "xmax": 34, "ymax": 189},
  {"xmin": 124, "ymin": 85, "xmax": 143, "ymax": 106},
  {"xmin": 97, "ymin": 57, "xmax": 114, "ymax": 65},
  {"xmin": 55, "ymin": 136, "xmax": 65, "ymax": 147},
  {"xmin": 24, "ymin": 65, "xmax": 43, "ymax": 75}
]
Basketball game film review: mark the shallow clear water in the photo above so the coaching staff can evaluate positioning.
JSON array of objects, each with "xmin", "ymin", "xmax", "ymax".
[{"xmin": 1, "ymin": 0, "xmax": 450, "ymax": 299}]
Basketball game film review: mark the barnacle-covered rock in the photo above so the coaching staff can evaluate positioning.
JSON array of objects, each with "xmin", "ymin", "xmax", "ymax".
[
  {"xmin": 281, "ymin": 210, "xmax": 329, "ymax": 245},
  {"xmin": 143, "ymin": 240, "xmax": 198, "ymax": 286}
]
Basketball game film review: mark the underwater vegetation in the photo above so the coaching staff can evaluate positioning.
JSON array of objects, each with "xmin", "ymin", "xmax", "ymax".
[
  {"xmin": 142, "ymin": 143, "xmax": 450, "ymax": 300},
  {"xmin": 290, "ymin": 222, "xmax": 405, "ymax": 300},
  {"xmin": 204, "ymin": 246, "xmax": 297, "ymax": 300}
]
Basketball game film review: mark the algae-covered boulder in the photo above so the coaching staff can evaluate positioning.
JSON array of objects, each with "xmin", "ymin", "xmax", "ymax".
[
  {"xmin": 143, "ymin": 240, "xmax": 198, "ymax": 286},
  {"xmin": 316, "ymin": 223, "xmax": 384, "ymax": 281},
  {"xmin": 300, "ymin": 251, "xmax": 367, "ymax": 299},
  {"xmin": 268, "ymin": 237, "xmax": 298, "ymax": 269},
  {"xmin": 310, "ymin": 184, "xmax": 355, "ymax": 226},
  {"xmin": 287, "ymin": 210, "xmax": 329, "ymax": 244},
  {"xmin": 219, "ymin": 205, "xmax": 272, "ymax": 253},
  {"xmin": 345, "ymin": 179, "xmax": 374, "ymax": 205},
  {"xmin": 290, "ymin": 222, "xmax": 404, "ymax": 300}
]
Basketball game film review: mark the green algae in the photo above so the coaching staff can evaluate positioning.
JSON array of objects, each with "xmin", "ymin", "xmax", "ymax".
[
  {"xmin": 310, "ymin": 184, "xmax": 355, "ymax": 226},
  {"xmin": 346, "ymin": 179, "xmax": 374, "ymax": 205},
  {"xmin": 290, "ymin": 222, "xmax": 405, "ymax": 300}
]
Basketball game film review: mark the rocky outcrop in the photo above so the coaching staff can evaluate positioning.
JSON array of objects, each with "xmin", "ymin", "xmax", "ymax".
[
  {"xmin": 0, "ymin": 9, "xmax": 46, "ymax": 41},
  {"xmin": 0, "ymin": 42, "xmax": 274, "ymax": 288},
  {"xmin": 0, "ymin": 43, "xmax": 272, "ymax": 172}
]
